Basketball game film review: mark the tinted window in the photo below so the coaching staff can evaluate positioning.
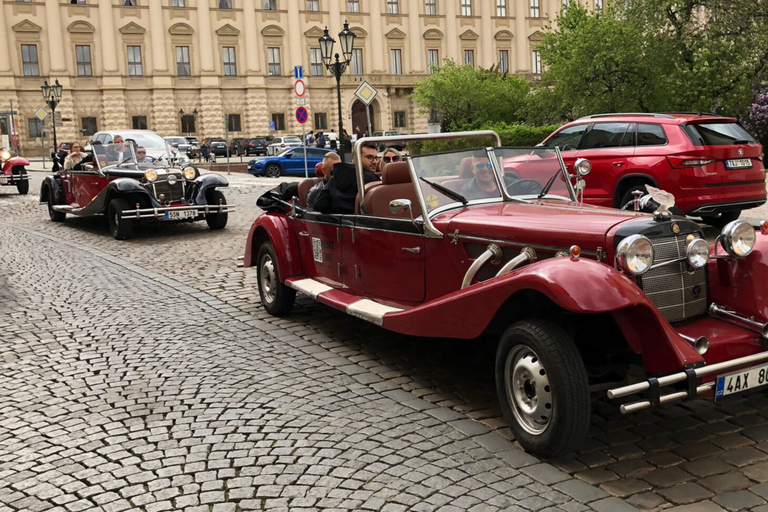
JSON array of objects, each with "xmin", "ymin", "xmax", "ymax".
[
  {"xmin": 544, "ymin": 124, "xmax": 587, "ymax": 151},
  {"xmin": 307, "ymin": 149, "xmax": 327, "ymax": 157},
  {"xmin": 290, "ymin": 149, "xmax": 306, "ymax": 157},
  {"xmin": 583, "ymin": 123, "xmax": 632, "ymax": 149},
  {"xmin": 637, "ymin": 123, "xmax": 667, "ymax": 146},
  {"xmin": 684, "ymin": 122, "xmax": 756, "ymax": 146}
]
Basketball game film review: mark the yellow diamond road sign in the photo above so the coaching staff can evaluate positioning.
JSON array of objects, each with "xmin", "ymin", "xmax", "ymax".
[
  {"xmin": 35, "ymin": 108, "xmax": 47, "ymax": 120},
  {"xmin": 354, "ymin": 81, "xmax": 378, "ymax": 106}
]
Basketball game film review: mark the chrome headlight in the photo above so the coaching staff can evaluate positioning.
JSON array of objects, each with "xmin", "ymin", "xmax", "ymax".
[
  {"xmin": 167, "ymin": 174, "xmax": 178, "ymax": 186},
  {"xmin": 686, "ymin": 238, "xmax": 709, "ymax": 269},
  {"xmin": 616, "ymin": 234, "xmax": 654, "ymax": 276},
  {"xmin": 721, "ymin": 220, "xmax": 756, "ymax": 257},
  {"xmin": 0, "ymin": 150, "xmax": 10, "ymax": 161},
  {"xmin": 144, "ymin": 169, "xmax": 158, "ymax": 182},
  {"xmin": 183, "ymin": 167, "xmax": 197, "ymax": 180},
  {"xmin": 574, "ymin": 158, "xmax": 592, "ymax": 176}
]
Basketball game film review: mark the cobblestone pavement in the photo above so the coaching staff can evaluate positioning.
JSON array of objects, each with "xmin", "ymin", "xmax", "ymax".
[{"xmin": 2, "ymin": 169, "xmax": 768, "ymax": 512}]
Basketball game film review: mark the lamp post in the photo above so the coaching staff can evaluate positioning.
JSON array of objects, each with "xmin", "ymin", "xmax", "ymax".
[
  {"xmin": 319, "ymin": 21, "xmax": 356, "ymax": 163},
  {"xmin": 179, "ymin": 108, "xmax": 198, "ymax": 136},
  {"xmin": 40, "ymin": 79, "xmax": 63, "ymax": 152}
]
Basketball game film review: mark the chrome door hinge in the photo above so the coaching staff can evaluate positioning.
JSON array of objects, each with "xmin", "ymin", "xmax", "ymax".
[
  {"xmin": 351, "ymin": 229, "xmax": 357, "ymax": 243},
  {"xmin": 451, "ymin": 229, "xmax": 460, "ymax": 244}
]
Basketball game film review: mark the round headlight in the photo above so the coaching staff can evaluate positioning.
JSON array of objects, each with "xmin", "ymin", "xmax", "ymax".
[
  {"xmin": 0, "ymin": 150, "xmax": 10, "ymax": 161},
  {"xmin": 616, "ymin": 234, "xmax": 654, "ymax": 276},
  {"xmin": 686, "ymin": 238, "xmax": 709, "ymax": 269},
  {"xmin": 574, "ymin": 158, "xmax": 592, "ymax": 176},
  {"xmin": 167, "ymin": 174, "xmax": 178, "ymax": 186},
  {"xmin": 144, "ymin": 169, "xmax": 158, "ymax": 182},
  {"xmin": 721, "ymin": 220, "xmax": 756, "ymax": 257},
  {"xmin": 183, "ymin": 167, "xmax": 197, "ymax": 180}
]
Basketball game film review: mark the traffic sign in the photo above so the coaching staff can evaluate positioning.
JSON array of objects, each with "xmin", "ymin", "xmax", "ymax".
[
  {"xmin": 34, "ymin": 108, "xmax": 47, "ymax": 120},
  {"xmin": 295, "ymin": 106, "xmax": 308, "ymax": 124},
  {"xmin": 354, "ymin": 81, "xmax": 378, "ymax": 106},
  {"xmin": 294, "ymin": 65, "xmax": 303, "ymax": 79},
  {"xmin": 296, "ymin": 98, "xmax": 306, "ymax": 106},
  {"xmin": 294, "ymin": 79, "xmax": 306, "ymax": 97},
  {"xmin": 269, "ymin": 121, "xmax": 276, "ymax": 130}
]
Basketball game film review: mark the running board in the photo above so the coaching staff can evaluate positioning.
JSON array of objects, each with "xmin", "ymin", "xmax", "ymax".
[{"xmin": 286, "ymin": 278, "xmax": 404, "ymax": 326}]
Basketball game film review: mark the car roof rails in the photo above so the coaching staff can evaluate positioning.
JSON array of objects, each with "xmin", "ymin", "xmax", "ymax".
[
  {"xmin": 576, "ymin": 112, "xmax": 676, "ymax": 121},
  {"xmin": 662, "ymin": 111, "xmax": 722, "ymax": 117}
]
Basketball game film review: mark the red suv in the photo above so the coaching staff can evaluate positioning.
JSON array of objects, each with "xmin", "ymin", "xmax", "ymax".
[{"xmin": 541, "ymin": 113, "xmax": 767, "ymax": 226}]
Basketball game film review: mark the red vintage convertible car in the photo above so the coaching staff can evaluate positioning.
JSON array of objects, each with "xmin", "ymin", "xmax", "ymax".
[
  {"xmin": 0, "ymin": 147, "xmax": 30, "ymax": 194},
  {"xmin": 244, "ymin": 131, "xmax": 768, "ymax": 457}
]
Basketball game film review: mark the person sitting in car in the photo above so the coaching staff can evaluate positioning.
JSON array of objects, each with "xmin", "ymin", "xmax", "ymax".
[
  {"xmin": 105, "ymin": 135, "xmax": 130, "ymax": 163},
  {"xmin": 312, "ymin": 142, "xmax": 380, "ymax": 214},
  {"xmin": 307, "ymin": 152, "xmax": 341, "ymax": 209}
]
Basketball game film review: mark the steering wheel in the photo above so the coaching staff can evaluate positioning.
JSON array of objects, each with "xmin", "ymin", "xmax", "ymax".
[{"xmin": 507, "ymin": 179, "xmax": 543, "ymax": 196}]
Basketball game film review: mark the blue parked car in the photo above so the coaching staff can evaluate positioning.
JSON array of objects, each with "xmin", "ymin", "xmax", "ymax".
[{"xmin": 248, "ymin": 147, "xmax": 334, "ymax": 178}]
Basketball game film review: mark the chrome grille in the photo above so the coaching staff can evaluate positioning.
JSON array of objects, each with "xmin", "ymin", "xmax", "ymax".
[
  {"xmin": 639, "ymin": 234, "xmax": 707, "ymax": 323},
  {"xmin": 152, "ymin": 176, "xmax": 185, "ymax": 202}
]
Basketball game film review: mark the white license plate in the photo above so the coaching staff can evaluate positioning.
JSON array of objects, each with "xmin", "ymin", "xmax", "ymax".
[
  {"xmin": 0, "ymin": 177, "xmax": 7, "ymax": 184},
  {"xmin": 725, "ymin": 158, "xmax": 752, "ymax": 169},
  {"xmin": 164, "ymin": 210, "xmax": 196, "ymax": 220},
  {"xmin": 715, "ymin": 363, "xmax": 768, "ymax": 399}
]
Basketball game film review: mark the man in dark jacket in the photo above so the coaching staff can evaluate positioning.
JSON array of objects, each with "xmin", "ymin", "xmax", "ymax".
[{"xmin": 312, "ymin": 142, "xmax": 381, "ymax": 214}]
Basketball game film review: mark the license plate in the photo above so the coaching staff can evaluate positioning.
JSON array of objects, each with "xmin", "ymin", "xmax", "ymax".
[
  {"xmin": 164, "ymin": 210, "xmax": 196, "ymax": 220},
  {"xmin": 725, "ymin": 158, "xmax": 752, "ymax": 169},
  {"xmin": 0, "ymin": 177, "xmax": 7, "ymax": 184},
  {"xmin": 715, "ymin": 363, "xmax": 768, "ymax": 400}
]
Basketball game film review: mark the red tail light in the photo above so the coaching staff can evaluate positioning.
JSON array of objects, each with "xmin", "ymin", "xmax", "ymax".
[{"xmin": 666, "ymin": 156, "xmax": 717, "ymax": 168}]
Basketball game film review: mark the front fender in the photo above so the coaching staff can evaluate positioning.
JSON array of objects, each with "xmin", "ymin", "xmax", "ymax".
[
  {"xmin": 382, "ymin": 257, "xmax": 701, "ymax": 373},
  {"xmin": 709, "ymin": 235, "xmax": 768, "ymax": 323},
  {"xmin": 80, "ymin": 178, "xmax": 154, "ymax": 214},
  {"xmin": 244, "ymin": 213, "xmax": 302, "ymax": 280},
  {"xmin": 39, "ymin": 176, "xmax": 63, "ymax": 204},
  {"xmin": 3, "ymin": 157, "xmax": 29, "ymax": 174},
  {"xmin": 193, "ymin": 174, "xmax": 229, "ymax": 205}
]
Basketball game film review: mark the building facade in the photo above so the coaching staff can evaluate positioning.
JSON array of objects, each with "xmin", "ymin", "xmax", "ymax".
[{"xmin": 0, "ymin": 0, "xmax": 575, "ymax": 153}]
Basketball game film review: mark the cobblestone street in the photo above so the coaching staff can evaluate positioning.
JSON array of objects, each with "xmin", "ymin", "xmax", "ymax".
[{"xmin": 3, "ymin": 169, "xmax": 768, "ymax": 511}]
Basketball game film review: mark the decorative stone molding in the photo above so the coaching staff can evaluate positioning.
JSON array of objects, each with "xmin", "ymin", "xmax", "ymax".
[
  {"xmin": 423, "ymin": 29, "xmax": 443, "ymax": 40},
  {"xmin": 68, "ymin": 21, "xmax": 96, "ymax": 34},
  {"xmin": 495, "ymin": 30, "xmax": 514, "ymax": 41},
  {"xmin": 528, "ymin": 30, "xmax": 545, "ymax": 42},
  {"xmin": 459, "ymin": 30, "xmax": 479, "ymax": 40},
  {"xmin": 120, "ymin": 22, "xmax": 146, "ymax": 35},
  {"xmin": 385, "ymin": 28, "xmax": 406, "ymax": 40},
  {"xmin": 169, "ymin": 23, "xmax": 195, "ymax": 36},
  {"xmin": 303, "ymin": 26, "xmax": 324, "ymax": 39},
  {"xmin": 12, "ymin": 20, "xmax": 42, "ymax": 33}
]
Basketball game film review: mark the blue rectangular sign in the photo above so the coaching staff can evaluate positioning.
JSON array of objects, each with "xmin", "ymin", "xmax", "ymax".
[{"xmin": 294, "ymin": 66, "xmax": 303, "ymax": 79}]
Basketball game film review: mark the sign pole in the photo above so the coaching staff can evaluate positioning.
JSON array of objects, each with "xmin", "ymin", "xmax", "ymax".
[
  {"xmin": 365, "ymin": 105, "xmax": 372, "ymax": 138},
  {"xmin": 302, "ymin": 124, "xmax": 308, "ymax": 178},
  {"xmin": 225, "ymin": 114, "xmax": 231, "ymax": 175}
]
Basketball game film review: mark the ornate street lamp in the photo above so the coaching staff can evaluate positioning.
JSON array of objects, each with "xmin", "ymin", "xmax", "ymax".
[
  {"xmin": 319, "ymin": 21, "xmax": 356, "ymax": 163},
  {"xmin": 41, "ymin": 79, "xmax": 63, "ymax": 153}
]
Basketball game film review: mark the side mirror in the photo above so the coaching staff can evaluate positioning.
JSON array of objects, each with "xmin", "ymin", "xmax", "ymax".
[
  {"xmin": 284, "ymin": 152, "xmax": 292, "ymax": 158},
  {"xmin": 172, "ymin": 143, "xmax": 179, "ymax": 149},
  {"xmin": 389, "ymin": 199, "xmax": 416, "ymax": 224}
]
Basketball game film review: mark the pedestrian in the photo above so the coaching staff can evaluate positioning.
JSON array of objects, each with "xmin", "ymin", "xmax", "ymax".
[
  {"xmin": 201, "ymin": 139, "xmax": 210, "ymax": 163},
  {"xmin": 306, "ymin": 130, "xmax": 314, "ymax": 146},
  {"xmin": 315, "ymin": 131, "xmax": 326, "ymax": 149},
  {"xmin": 329, "ymin": 131, "xmax": 338, "ymax": 152},
  {"xmin": 355, "ymin": 126, "xmax": 364, "ymax": 140}
]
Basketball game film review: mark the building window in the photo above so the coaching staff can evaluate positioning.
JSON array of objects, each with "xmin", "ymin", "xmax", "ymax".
[
  {"xmin": 122, "ymin": 0, "xmax": 136, "ymax": 5},
  {"xmin": 81, "ymin": 117, "xmax": 97, "ymax": 136},
  {"xmin": 530, "ymin": 0, "xmax": 540, "ymax": 17},
  {"xmin": 498, "ymin": 49, "xmax": 509, "ymax": 73},
  {"xmin": 387, "ymin": 0, "xmax": 398, "ymax": 13},
  {"xmin": 350, "ymin": 48, "xmax": 363, "ymax": 75},
  {"xmin": 427, "ymin": 49, "xmax": 439, "ymax": 73},
  {"xmin": 127, "ymin": 45, "xmax": 143, "ymax": 76},
  {"xmin": 595, "ymin": 0, "xmax": 602, "ymax": 13},
  {"xmin": 532, "ymin": 49, "xmax": 541, "ymax": 74},
  {"xmin": 219, "ymin": 0, "xmax": 231, "ymax": 7},
  {"xmin": 222, "ymin": 47, "xmax": 237, "ymax": 75},
  {"xmin": 267, "ymin": 47, "xmax": 281, "ymax": 76},
  {"xmin": 425, "ymin": 0, "xmax": 436, "ymax": 15},
  {"xmin": 272, "ymin": 113, "xmax": 285, "ymax": 131},
  {"xmin": 496, "ymin": 0, "xmax": 507, "ymax": 16},
  {"xmin": 394, "ymin": 111, "xmax": 406, "ymax": 128},
  {"xmin": 463, "ymin": 49, "xmax": 474, "ymax": 67},
  {"xmin": 181, "ymin": 115, "xmax": 196, "ymax": 133},
  {"xmin": 21, "ymin": 44, "xmax": 39, "ymax": 76},
  {"xmin": 171, "ymin": 0, "xmax": 185, "ymax": 6},
  {"xmin": 226, "ymin": 114, "xmax": 241, "ymax": 132},
  {"xmin": 390, "ymin": 49, "xmax": 402, "ymax": 74},
  {"xmin": 28, "ymin": 118, "xmax": 43, "ymax": 138},
  {"xmin": 461, "ymin": 0, "xmax": 471, "ymax": 16},
  {"xmin": 315, "ymin": 112, "xmax": 328, "ymax": 130},
  {"xmin": 75, "ymin": 45, "xmax": 92, "ymax": 76},
  {"xmin": 71, "ymin": 0, "xmax": 86, "ymax": 4},
  {"xmin": 348, "ymin": 0, "xmax": 359, "ymax": 12},
  {"xmin": 263, "ymin": 0, "xmax": 276, "ymax": 8},
  {"xmin": 176, "ymin": 46, "xmax": 191, "ymax": 76},
  {"xmin": 306, "ymin": 0, "xmax": 319, "ymax": 10},
  {"xmin": 310, "ymin": 48, "xmax": 323, "ymax": 76},
  {"xmin": 132, "ymin": 116, "xmax": 147, "ymax": 129}
]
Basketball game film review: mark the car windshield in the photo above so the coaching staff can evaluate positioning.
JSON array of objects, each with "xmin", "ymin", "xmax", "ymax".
[
  {"xmin": 119, "ymin": 132, "xmax": 169, "ymax": 150},
  {"xmin": 284, "ymin": 137, "xmax": 302, "ymax": 144},
  {"xmin": 410, "ymin": 146, "xmax": 573, "ymax": 215}
]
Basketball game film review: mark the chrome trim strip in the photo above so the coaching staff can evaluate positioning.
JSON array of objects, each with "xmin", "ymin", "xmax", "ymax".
[
  {"xmin": 288, "ymin": 278, "xmax": 333, "ymax": 299},
  {"xmin": 346, "ymin": 298, "xmax": 404, "ymax": 326},
  {"xmin": 456, "ymin": 234, "xmax": 598, "ymax": 257},
  {"xmin": 689, "ymin": 200, "xmax": 766, "ymax": 214}
]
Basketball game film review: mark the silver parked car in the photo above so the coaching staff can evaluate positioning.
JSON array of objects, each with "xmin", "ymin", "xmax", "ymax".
[{"xmin": 266, "ymin": 136, "xmax": 303, "ymax": 156}]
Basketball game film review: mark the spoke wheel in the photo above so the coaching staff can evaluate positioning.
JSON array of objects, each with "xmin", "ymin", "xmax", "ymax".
[
  {"xmin": 265, "ymin": 164, "xmax": 282, "ymax": 178},
  {"xmin": 495, "ymin": 320, "xmax": 590, "ymax": 457},
  {"xmin": 256, "ymin": 241, "xmax": 296, "ymax": 316}
]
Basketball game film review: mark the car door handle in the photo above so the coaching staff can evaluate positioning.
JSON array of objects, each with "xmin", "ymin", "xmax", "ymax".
[
  {"xmin": 402, "ymin": 247, "xmax": 421, "ymax": 253},
  {"xmin": 299, "ymin": 231, "xmax": 310, "ymax": 237},
  {"xmin": 613, "ymin": 162, "xmax": 624, "ymax": 167}
]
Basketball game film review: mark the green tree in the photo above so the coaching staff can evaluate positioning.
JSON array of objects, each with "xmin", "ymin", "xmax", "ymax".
[{"xmin": 411, "ymin": 60, "xmax": 530, "ymax": 131}]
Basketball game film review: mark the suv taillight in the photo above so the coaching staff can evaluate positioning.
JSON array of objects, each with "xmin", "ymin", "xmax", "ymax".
[{"xmin": 666, "ymin": 155, "xmax": 717, "ymax": 168}]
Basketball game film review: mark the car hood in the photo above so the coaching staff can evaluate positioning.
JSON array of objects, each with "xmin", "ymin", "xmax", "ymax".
[{"xmin": 439, "ymin": 200, "xmax": 648, "ymax": 253}]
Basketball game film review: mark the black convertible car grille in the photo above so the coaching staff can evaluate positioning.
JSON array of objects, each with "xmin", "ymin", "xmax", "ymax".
[
  {"xmin": 152, "ymin": 177, "xmax": 185, "ymax": 202},
  {"xmin": 639, "ymin": 234, "xmax": 708, "ymax": 323}
]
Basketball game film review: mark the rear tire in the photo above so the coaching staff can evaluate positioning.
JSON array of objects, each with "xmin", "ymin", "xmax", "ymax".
[
  {"xmin": 108, "ymin": 197, "xmax": 134, "ymax": 240},
  {"xmin": 701, "ymin": 211, "xmax": 741, "ymax": 229},
  {"xmin": 256, "ymin": 241, "xmax": 296, "ymax": 316},
  {"xmin": 205, "ymin": 190, "xmax": 228, "ymax": 230},
  {"xmin": 495, "ymin": 320, "xmax": 590, "ymax": 457},
  {"xmin": 15, "ymin": 167, "xmax": 28, "ymax": 195}
]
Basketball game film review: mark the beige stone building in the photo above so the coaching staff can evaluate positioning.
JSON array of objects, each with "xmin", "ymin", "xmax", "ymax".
[{"xmin": 0, "ymin": 0, "xmax": 575, "ymax": 153}]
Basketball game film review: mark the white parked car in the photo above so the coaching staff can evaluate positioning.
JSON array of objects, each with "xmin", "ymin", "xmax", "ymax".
[
  {"xmin": 90, "ymin": 130, "xmax": 189, "ymax": 165},
  {"xmin": 266, "ymin": 136, "xmax": 303, "ymax": 156}
]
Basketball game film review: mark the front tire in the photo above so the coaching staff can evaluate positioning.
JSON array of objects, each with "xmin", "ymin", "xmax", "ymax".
[
  {"xmin": 265, "ymin": 164, "xmax": 282, "ymax": 178},
  {"xmin": 495, "ymin": 320, "xmax": 590, "ymax": 458},
  {"xmin": 45, "ymin": 185, "xmax": 66, "ymax": 222},
  {"xmin": 15, "ymin": 167, "xmax": 29, "ymax": 195},
  {"xmin": 256, "ymin": 241, "xmax": 296, "ymax": 316},
  {"xmin": 205, "ymin": 190, "xmax": 228, "ymax": 230},
  {"xmin": 108, "ymin": 197, "xmax": 134, "ymax": 240}
]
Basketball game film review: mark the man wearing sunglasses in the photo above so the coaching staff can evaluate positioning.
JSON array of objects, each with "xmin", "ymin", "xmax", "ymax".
[
  {"xmin": 460, "ymin": 157, "xmax": 507, "ymax": 201},
  {"xmin": 313, "ymin": 142, "xmax": 381, "ymax": 214}
]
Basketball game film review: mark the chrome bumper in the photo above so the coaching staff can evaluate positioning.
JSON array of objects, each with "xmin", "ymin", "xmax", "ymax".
[
  {"xmin": 0, "ymin": 175, "xmax": 28, "ymax": 185},
  {"xmin": 121, "ymin": 204, "xmax": 234, "ymax": 220}
]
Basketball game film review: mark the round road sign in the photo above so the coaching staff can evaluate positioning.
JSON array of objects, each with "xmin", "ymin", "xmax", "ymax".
[
  {"xmin": 296, "ymin": 106, "xmax": 308, "ymax": 124},
  {"xmin": 294, "ymin": 79, "xmax": 306, "ymax": 97}
]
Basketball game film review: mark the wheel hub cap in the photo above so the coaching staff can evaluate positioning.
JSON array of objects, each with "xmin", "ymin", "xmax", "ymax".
[
  {"xmin": 505, "ymin": 346, "xmax": 553, "ymax": 435},
  {"xmin": 260, "ymin": 255, "xmax": 276, "ymax": 303}
]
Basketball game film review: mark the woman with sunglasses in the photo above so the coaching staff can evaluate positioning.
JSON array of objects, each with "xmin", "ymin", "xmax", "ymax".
[
  {"xmin": 63, "ymin": 142, "xmax": 85, "ymax": 170},
  {"xmin": 379, "ymin": 147, "xmax": 403, "ymax": 174}
]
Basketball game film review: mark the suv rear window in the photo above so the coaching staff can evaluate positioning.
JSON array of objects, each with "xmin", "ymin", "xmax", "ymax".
[
  {"xmin": 637, "ymin": 123, "xmax": 667, "ymax": 146},
  {"xmin": 583, "ymin": 122, "xmax": 633, "ymax": 149},
  {"xmin": 684, "ymin": 122, "xmax": 756, "ymax": 146}
]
